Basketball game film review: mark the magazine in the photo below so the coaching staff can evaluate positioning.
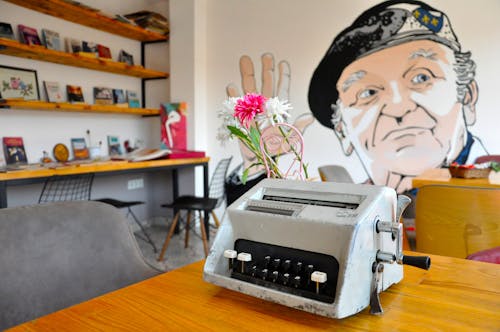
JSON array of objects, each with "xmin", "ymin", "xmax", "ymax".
[
  {"xmin": 71, "ymin": 137, "xmax": 89, "ymax": 160},
  {"xmin": 67, "ymin": 85, "xmax": 85, "ymax": 103},
  {"xmin": 44, "ymin": 81, "xmax": 64, "ymax": 102},
  {"xmin": 160, "ymin": 102, "xmax": 187, "ymax": 150},
  {"xmin": 112, "ymin": 148, "xmax": 170, "ymax": 162},
  {"xmin": 107, "ymin": 135, "xmax": 122, "ymax": 156},
  {"xmin": 93, "ymin": 87, "xmax": 113, "ymax": 105},
  {"xmin": 18, "ymin": 24, "xmax": 42, "ymax": 45},
  {"xmin": 126, "ymin": 90, "xmax": 140, "ymax": 108},
  {"xmin": 0, "ymin": 22, "xmax": 15, "ymax": 40},
  {"xmin": 42, "ymin": 29, "xmax": 61, "ymax": 51}
]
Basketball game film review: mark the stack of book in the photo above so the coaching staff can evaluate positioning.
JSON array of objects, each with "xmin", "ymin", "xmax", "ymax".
[{"xmin": 123, "ymin": 11, "xmax": 169, "ymax": 35}]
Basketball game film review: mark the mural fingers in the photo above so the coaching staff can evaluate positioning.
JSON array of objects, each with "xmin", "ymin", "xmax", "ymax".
[
  {"xmin": 261, "ymin": 52, "xmax": 274, "ymax": 98},
  {"xmin": 240, "ymin": 55, "xmax": 257, "ymax": 95},
  {"xmin": 226, "ymin": 83, "xmax": 241, "ymax": 98},
  {"xmin": 276, "ymin": 60, "xmax": 291, "ymax": 101}
]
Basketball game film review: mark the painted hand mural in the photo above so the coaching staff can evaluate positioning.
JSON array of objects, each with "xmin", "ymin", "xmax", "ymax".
[
  {"xmin": 225, "ymin": 53, "xmax": 314, "ymax": 179},
  {"xmin": 308, "ymin": 0, "xmax": 487, "ymax": 193}
]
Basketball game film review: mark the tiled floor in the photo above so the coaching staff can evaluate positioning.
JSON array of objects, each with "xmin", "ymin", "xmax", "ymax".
[{"xmin": 134, "ymin": 218, "xmax": 218, "ymax": 272}]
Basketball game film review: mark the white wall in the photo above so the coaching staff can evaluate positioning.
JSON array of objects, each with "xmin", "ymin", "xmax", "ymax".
[{"xmin": 195, "ymin": 0, "xmax": 500, "ymax": 185}]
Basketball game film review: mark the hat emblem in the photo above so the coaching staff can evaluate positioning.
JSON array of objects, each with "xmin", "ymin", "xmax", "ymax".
[{"xmin": 412, "ymin": 7, "xmax": 443, "ymax": 33}]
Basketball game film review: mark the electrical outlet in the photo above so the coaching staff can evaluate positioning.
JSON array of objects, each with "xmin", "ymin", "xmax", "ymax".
[{"xmin": 127, "ymin": 178, "xmax": 144, "ymax": 190}]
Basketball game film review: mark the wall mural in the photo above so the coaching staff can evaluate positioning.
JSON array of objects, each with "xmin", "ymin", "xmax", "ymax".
[
  {"xmin": 308, "ymin": 0, "xmax": 488, "ymax": 193},
  {"xmin": 224, "ymin": 0, "xmax": 489, "ymax": 202}
]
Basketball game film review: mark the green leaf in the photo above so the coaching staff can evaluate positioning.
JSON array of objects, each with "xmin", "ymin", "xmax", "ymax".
[
  {"xmin": 491, "ymin": 162, "xmax": 500, "ymax": 172},
  {"xmin": 227, "ymin": 125, "xmax": 251, "ymax": 143},
  {"xmin": 241, "ymin": 168, "xmax": 249, "ymax": 185},
  {"xmin": 249, "ymin": 126, "xmax": 261, "ymax": 150}
]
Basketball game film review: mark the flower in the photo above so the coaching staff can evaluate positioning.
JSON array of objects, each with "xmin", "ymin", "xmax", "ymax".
[
  {"xmin": 234, "ymin": 93, "xmax": 267, "ymax": 128},
  {"xmin": 217, "ymin": 93, "xmax": 309, "ymax": 183}
]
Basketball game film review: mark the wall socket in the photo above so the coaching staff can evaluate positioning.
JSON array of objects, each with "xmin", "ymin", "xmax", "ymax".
[{"xmin": 127, "ymin": 178, "xmax": 144, "ymax": 190}]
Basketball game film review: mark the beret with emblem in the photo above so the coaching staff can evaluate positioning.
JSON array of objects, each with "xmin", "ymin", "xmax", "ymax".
[{"xmin": 308, "ymin": 0, "xmax": 461, "ymax": 129}]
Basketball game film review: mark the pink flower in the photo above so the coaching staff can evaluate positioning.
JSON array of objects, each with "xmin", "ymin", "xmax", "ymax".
[{"xmin": 234, "ymin": 93, "xmax": 267, "ymax": 128}]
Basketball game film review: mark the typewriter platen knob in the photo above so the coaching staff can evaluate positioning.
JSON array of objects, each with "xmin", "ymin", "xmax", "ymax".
[
  {"xmin": 311, "ymin": 271, "xmax": 327, "ymax": 294},
  {"xmin": 224, "ymin": 249, "xmax": 237, "ymax": 270},
  {"xmin": 237, "ymin": 252, "xmax": 252, "ymax": 273}
]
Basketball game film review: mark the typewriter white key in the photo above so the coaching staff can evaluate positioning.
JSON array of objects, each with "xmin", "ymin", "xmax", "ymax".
[
  {"xmin": 311, "ymin": 271, "xmax": 327, "ymax": 294},
  {"xmin": 237, "ymin": 252, "xmax": 252, "ymax": 273},
  {"xmin": 224, "ymin": 249, "xmax": 237, "ymax": 270}
]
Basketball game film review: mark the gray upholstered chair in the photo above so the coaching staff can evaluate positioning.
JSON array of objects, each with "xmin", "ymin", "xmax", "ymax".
[
  {"xmin": 318, "ymin": 165, "xmax": 354, "ymax": 183},
  {"xmin": 0, "ymin": 201, "xmax": 161, "ymax": 329}
]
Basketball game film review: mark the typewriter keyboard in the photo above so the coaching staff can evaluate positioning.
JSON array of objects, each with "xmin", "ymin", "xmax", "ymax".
[{"xmin": 226, "ymin": 239, "xmax": 339, "ymax": 303}]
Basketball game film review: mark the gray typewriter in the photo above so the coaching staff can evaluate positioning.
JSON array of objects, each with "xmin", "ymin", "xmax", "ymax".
[{"xmin": 203, "ymin": 179, "xmax": 430, "ymax": 319}]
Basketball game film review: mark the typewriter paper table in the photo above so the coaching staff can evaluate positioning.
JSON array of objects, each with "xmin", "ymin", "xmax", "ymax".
[{"xmin": 8, "ymin": 253, "xmax": 499, "ymax": 331}]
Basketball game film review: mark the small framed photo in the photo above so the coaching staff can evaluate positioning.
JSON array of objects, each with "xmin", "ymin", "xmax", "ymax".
[
  {"xmin": 118, "ymin": 50, "xmax": 134, "ymax": 65},
  {"xmin": 0, "ymin": 65, "xmax": 40, "ymax": 100}
]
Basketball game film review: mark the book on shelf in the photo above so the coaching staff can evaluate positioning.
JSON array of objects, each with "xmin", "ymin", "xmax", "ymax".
[
  {"xmin": 18, "ymin": 24, "xmax": 42, "ymax": 46},
  {"xmin": 93, "ymin": 87, "xmax": 113, "ymax": 105},
  {"xmin": 44, "ymin": 81, "xmax": 64, "ymax": 103},
  {"xmin": 82, "ymin": 41, "xmax": 98, "ymax": 56},
  {"xmin": 124, "ymin": 11, "xmax": 169, "ymax": 35},
  {"xmin": 41, "ymin": 29, "xmax": 61, "ymax": 51},
  {"xmin": 160, "ymin": 102, "xmax": 187, "ymax": 150},
  {"xmin": 126, "ymin": 90, "xmax": 140, "ymax": 108},
  {"xmin": 0, "ymin": 22, "xmax": 15, "ymax": 40},
  {"xmin": 2, "ymin": 136, "xmax": 28, "ymax": 165},
  {"xmin": 118, "ymin": 50, "xmax": 134, "ymax": 65},
  {"xmin": 112, "ymin": 148, "xmax": 170, "ymax": 162},
  {"xmin": 71, "ymin": 137, "xmax": 89, "ymax": 160},
  {"xmin": 112, "ymin": 89, "xmax": 127, "ymax": 107},
  {"xmin": 107, "ymin": 135, "xmax": 122, "ymax": 156},
  {"xmin": 166, "ymin": 149, "xmax": 205, "ymax": 159},
  {"xmin": 97, "ymin": 44, "xmax": 112, "ymax": 59},
  {"xmin": 65, "ymin": 37, "xmax": 82, "ymax": 53},
  {"xmin": 67, "ymin": 85, "xmax": 85, "ymax": 104}
]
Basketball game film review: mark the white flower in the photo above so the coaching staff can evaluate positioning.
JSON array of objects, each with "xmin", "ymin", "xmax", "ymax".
[{"xmin": 257, "ymin": 97, "xmax": 292, "ymax": 128}]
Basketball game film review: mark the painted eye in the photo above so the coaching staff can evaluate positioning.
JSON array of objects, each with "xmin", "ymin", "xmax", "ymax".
[
  {"xmin": 412, "ymin": 73, "xmax": 430, "ymax": 84},
  {"xmin": 358, "ymin": 89, "xmax": 377, "ymax": 99}
]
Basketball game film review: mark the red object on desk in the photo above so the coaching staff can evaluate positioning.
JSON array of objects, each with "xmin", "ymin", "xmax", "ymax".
[{"xmin": 167, "ymin": 149, "xmax": 205, "ymax": 159}]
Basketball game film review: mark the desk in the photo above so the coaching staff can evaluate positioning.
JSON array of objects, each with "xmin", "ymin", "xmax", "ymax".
[
  {"xmin": 9, "ymin": 254, "xmax": 499, "ymax": 331},
  {"xmin": 0, "ymin": 158, "xmax": 210, "ymax": 208},
  {"xmin": 412, "ymin": 168, "xmax": 500, "ymax": 188}
]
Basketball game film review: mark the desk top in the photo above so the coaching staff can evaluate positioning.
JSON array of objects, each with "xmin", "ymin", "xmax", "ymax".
[
  {"xmin": 9, "ymin": 254, "xmax": 499, "ymax": 331},
  {"xmin": 0, "ymin": 157, "xmax": 210, "ymax": 181},
  {"xmin": 412, "ymin": 168, "xmax": 500, "ymax": 189}
]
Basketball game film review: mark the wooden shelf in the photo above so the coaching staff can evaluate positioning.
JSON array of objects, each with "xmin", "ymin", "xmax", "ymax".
[
  {"xmin": 0, "ymin": 99, "xmax": 160, "ymax": 116},
  {"xmin": 0, "ymin": 38, "xmax": 169, "ymax": 79},
  {"xmin": 4, "ymin": 0, "xmax": 168, "ymax": 42}
]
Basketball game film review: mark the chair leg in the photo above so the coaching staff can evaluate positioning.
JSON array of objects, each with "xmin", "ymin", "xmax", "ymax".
[
  {"xmin": 210, "ymin": 210, "xmax": 220, "ymax": 228},
  {"xmin": 127, "ymin": 207, "xmax": 158, "ymax": 253},
  {"xmin": 157, "ymin": 211, "xmax": 181, "ymax": 262},
  {"xmin": 184, "ymin": 211, "xmax": 192, "ymax": 248},
  {"xmin": 199, "ymin": 211, "xmax": 209, "ymax": 257}
]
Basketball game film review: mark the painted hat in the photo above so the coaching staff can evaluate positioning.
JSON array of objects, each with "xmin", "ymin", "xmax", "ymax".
[{"xmin": 308, "ymin": 0, "xmax": 461, "ymax": 129}]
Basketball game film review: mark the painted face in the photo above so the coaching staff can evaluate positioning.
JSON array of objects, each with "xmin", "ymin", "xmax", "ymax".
[{"xmin": 337, "ymin": 40, "xmax": 468, "ymax": 182}]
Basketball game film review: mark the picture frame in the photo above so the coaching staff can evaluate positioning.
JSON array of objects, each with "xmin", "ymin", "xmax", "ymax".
[{"xmin": 0, "ymin": 65, "xmax": 40, "ymax": 100}]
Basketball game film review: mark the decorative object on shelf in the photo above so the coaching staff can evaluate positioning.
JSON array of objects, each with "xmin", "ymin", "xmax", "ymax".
[
  {"xmin": 2, "ymin": 136, "xmax": 28, "ymax": 165},
  {"xmin": 126, "ymin": 90, "xmax": 140, "ymax": 108},
  {"xmin": 43, "ymin": 81, "xmax": 64, "ymax": 102},
  {"xmin": 41, "ymin": 28, "xmax": 61, "ymax": 51},
  {"xmin": 66, "ymin": 84, "xmax": 84, "ymax": 103},
  {"xmin": 118, "ymin": 50, "xmax": 134, "ymax": 65},
  {"xmin": 0, "ymin": 22, "xmax": 15, "ymax": 40},
  {"xmin": 18, "ymin": 24, "xmax": 42, "ymax": 46},
  {"xmin": 160, "ymin": 102, "xmax": 187, "ymax": 150},
  {"xmin": 112, "ymin": 89, "xmax": 127, "ymax": 107},
  {"xmin": 71, "ymin": 137, "xmax": 89, "ymax": 160},
  {"xmin": 448, "ymin": 162, "xmax": 497, "ymax": 179},
  {"xmin": 40, "ymin": 150, "xmax": 53, "ymax": 164},
  {"xmin": 218, "ymin": 93, "xmax": 309, "ymax": 183},
  {"xmin": 0, "ymin": 65, "xmax": 40, "ymax": 100},
  {"xmin": 93, "ymin": 87, "xmax": 113, "ymax": 105},
  {"xmin": 65, "ymin": 37, "xmax": 82, "ymax": 53},
  {"xmin": 53, "ymin": 143, "xmax": 69, "ymax": 162},
  {"xmin": 82, "ymin": 40, "xmax": 98, "ymax": 56}
]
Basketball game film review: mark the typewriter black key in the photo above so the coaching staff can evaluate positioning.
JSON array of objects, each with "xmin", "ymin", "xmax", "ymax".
[
  {"xmin": 272, "ymin": 258, "xmax": 281, "ymax": 270},
  {"xmin": 293, "ymin": 276, "xmax": 301, "ymax": 288},
  {"xmin": 282, "ymin": 259, "xmax": 291, "ymax": 272},
  {"xmin": 294, "ymin": 262, "xmax": 303, "ymax": 274},
  {"xmin": 263, "ymin": 255, "xmax": 271, "ymax": 268},
  {"xmin": 282, "ymin": 273, "xmax": 290, "ymax": 285},
  {"xmin": 260, "ymin": 268, "xmax": 268, "ymax": 280},
  {"xmin": 305, "ymin": 264, "xmax": 314, "ymax": 286},
  {"xmin": 251, "ymin": 265, "xmax": 258, "ymax": 277}
]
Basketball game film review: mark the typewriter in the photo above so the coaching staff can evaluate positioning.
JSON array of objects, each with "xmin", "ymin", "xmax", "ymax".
[{"xmin": 203, "ymin": 179, "xmax": 430, "ymax": 319}]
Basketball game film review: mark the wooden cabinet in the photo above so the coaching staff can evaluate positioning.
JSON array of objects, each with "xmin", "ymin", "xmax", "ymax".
[{"xmin": 0, "ymin": 0, "xmax": 169, "ymax": 115}]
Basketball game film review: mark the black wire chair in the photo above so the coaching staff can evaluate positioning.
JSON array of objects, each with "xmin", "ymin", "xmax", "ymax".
[
  {"xmin": 157, "ymin": 157, "xmax": 232, "ymax": 260},
  {"xmin": 38, "ymin": 173, "xmax": 95, "ymax": 203}
]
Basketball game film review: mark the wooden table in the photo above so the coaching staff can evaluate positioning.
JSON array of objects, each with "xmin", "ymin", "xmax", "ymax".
[
  {"xmin": 412, "ymin": 168, "xmax": 500, "ymax": 188},
  {"xmin": 0, "ymin": 157, "xmax": 210, "ymax": 208},
  {"xmin": 9, "ymin": 254, "xmax": 499, "ymax": 331}
]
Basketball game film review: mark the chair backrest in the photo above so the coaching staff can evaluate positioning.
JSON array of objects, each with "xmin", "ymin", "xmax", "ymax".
[
  {"xmin": 0, "ymin": 201, "xmax": 160, "ymax": 329},
  {"xmin": 415, "ymin": 185, "xmax": 500, "ymax": 258},
  {"xmin": 474, "ymin": 154, "xmax": 500, "ymax": 164},
  {"xmin": 318, "ymin": 165, "xmax": 353, "ymax": 183},
  {"xmin": 38, "ymin": 173, "xmax": 94, "ymax": 203},
  {"xmin": 209, "ymin": 157, "xmax": 233, "ymax": 208}
]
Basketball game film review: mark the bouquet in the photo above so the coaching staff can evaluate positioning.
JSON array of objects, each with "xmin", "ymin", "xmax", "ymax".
[{"xmin": 217, "ymin": 93, "xmax": 309, "ymax": 183}]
